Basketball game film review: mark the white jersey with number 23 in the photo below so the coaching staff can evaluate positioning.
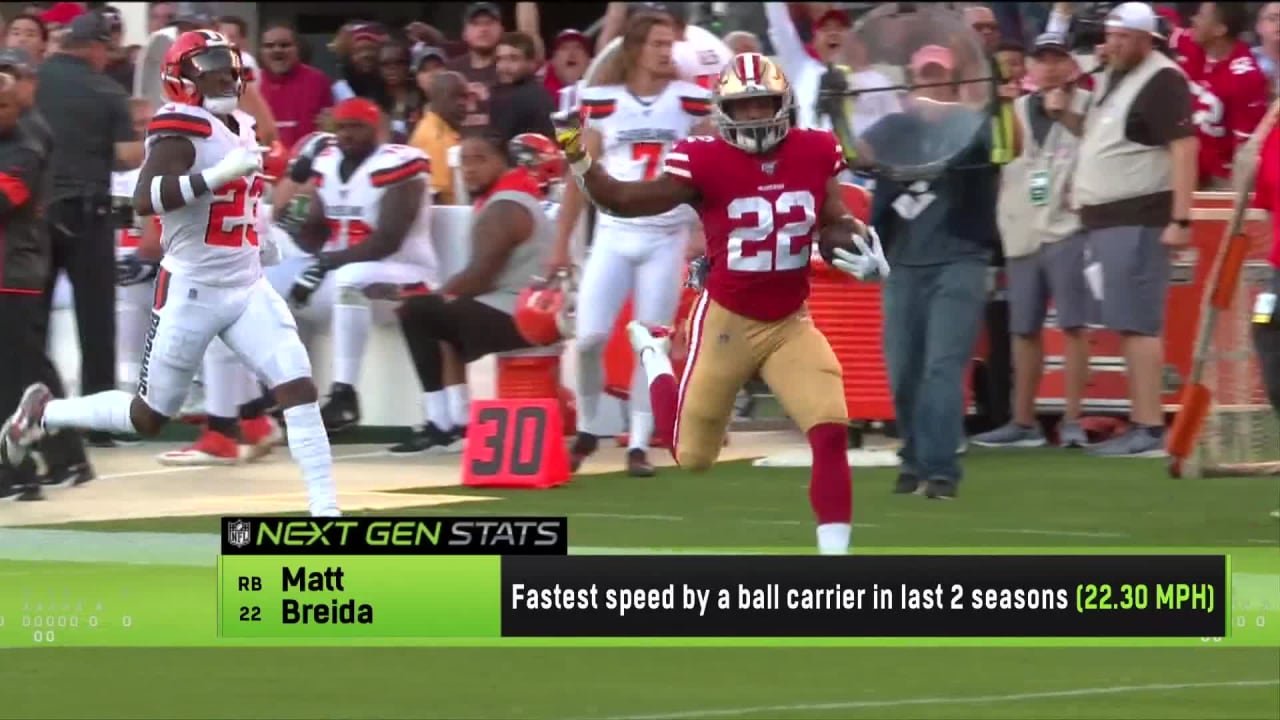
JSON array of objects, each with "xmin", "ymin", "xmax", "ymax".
[{"xmin": 144, "ymin": 102, "xmax": 266, "ymax": 288}]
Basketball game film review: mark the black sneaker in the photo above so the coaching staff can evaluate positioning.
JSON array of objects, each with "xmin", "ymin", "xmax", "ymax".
[
  {"xmin": 569, "ymin": 432, "xmax": 598, "ymax": 473},
  {"xmin": 626, "ymin": 448, "xmax": 656, "ymax": 477},
  {"xmin": 320, "ymin": 384, "xmax": 361, "ymax": 433},
  {"xmin": 893, "ymin": 472, "xmax": 920, "ymax": 494},
  {"xmin": 0, "ymin": 475, "xmax": 36, "ymax": 501},
  {"xmin": 388, "ymin": 423, "xmax": 455, "ymax": 455},
  {"xmin": 41, "ymin": 462, "xmax": 95, "ymax": 488},
  {"xmin": 85, "ymin": 431, "xmax": 117, "ymax": 448},
  {"xmin": 1, "ymin": 460, "xmax": 44, "ymax": 501},
  {"xmin": 925, "ymin": 477, "xmax": 958, "ymax": 500}
]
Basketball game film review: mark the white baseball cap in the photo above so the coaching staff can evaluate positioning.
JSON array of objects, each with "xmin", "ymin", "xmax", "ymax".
[{"xmin": 1105, "ymin": 2, "xmax": 1159, "ymax": 34}]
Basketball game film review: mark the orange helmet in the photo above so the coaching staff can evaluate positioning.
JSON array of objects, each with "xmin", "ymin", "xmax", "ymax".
[
  {"xmin": 162, "ymin": 30, "xmax": 245, "ymax": 114},
  {"xmin": 514, "ymin": 269, "xmax": 576, "ymax": 346},
  {"xmin": 261, "ymin": 140, "xmax": 289, "ymax": 184},
  {"xmin": 508, "ymin": 133, "xmax": 566, "ymax": 191}
]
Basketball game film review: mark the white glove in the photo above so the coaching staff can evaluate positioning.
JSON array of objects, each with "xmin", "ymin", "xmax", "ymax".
[
  {"xmin": 831, "ymin": 226, "xmax": 890, "ymax": 282},
  {"xmin": 202, "ymin": 145, "xmax": 266, "ymax": 190},
  {"xmin": 258, "ymin": 224, "xmax": 282, "ymax": 266}
]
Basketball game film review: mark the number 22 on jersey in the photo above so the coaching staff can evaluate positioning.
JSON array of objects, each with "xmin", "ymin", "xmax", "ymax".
[
  {"xmin": 204, "ymin": 176, "xmax": 266, "ymax": 248},
  {"xmin": 726, "ymin": 190, "xmax": 817, "ymax": 272}
]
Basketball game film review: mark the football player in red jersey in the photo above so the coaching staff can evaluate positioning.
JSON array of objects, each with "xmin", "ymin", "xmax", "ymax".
[
  {"xmin": 552, "ymin": 53, "xmax": 887, "ymax": 555},
  {"xmin": 1183, "ymin": 2, "xmax": 1270, "ymax": 188}
]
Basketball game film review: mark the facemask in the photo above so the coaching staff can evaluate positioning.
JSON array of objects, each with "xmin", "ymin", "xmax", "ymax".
[{"xmin": 203, "ymin": 95, "xmax": 238, "ymax": 115}]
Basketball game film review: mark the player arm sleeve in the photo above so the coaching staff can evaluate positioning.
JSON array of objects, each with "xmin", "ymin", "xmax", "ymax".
[
  {"xmin": 0, "ymin": 146, "xmax": 40, "ymax": 218},
  {"xmin": 321, "ymin": 169, "xmax": 427, "ymax": 267},
  {"xmin": 131, "ymin": 130, "xmax": 206, "ymax": 216},
  {"xmin": 440, "ymin": 197, "xmax": 532, "ymax": 298},
  {"xmin": 581, "ymin": 152, "xmax": 699, "ymax": 217}
]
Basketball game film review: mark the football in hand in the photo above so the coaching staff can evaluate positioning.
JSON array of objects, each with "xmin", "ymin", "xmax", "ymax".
[{"xmin": 817, "ymin": 226, "xmax": 857, "ymax": 265}]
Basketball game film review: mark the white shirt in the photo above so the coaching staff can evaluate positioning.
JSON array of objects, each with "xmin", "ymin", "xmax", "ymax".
[
  {"xmin": 580, "ymin": 81, "xmax": 711, "ymax": 229},
  {"xmin": 311, "ymin": 143, "xmax": 439, "ymax": 280},
  {"xmin": 764, "ymin": 2, "xmax": 901, "ymax": 134}
]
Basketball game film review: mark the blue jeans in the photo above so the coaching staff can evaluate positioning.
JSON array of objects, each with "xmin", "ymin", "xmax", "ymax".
[{"xmin": 882, "ymin": 261, "xmax": 988, "ymax": 482}]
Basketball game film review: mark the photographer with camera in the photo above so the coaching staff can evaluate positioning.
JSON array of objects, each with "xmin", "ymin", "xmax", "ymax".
[
  {"xmin": 1048, "ymin": 2, "xmax": 1198, "ymax": 457},
  {"xmin": 974, "ymin": 33, "xmax": 1093, "ymax": 450}
]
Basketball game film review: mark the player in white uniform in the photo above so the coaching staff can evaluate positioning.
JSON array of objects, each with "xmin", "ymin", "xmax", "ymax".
[
  {"xmin": 552, "ymin": 12, "xmax": 713, "ymax": 477},
  {"xmin": 584, "ymin": 8, "xmax": 732, "ymax": 92},
  {"xmin": 278, "ymin": 97, "xmax": 439, "ymax": 432},
  {"xmin": 111, "ymin": 168, "xmax": 161, "ymax": 401},
  {"xmin": 0, "ymin": 31, "xmax": 339, "ymax": 517}
]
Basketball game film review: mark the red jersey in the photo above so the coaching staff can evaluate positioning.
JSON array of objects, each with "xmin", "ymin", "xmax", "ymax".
[
  {"xmin": 1181, "ymin": 41, "xmax": 1270, "ymax": 183},
  {"xmin": 1252, "ymin": 120, "xmax": 1280, "ymax": 269},
  {"xmin": 663, "ymin": 129, "xmax": 845, "ymax": 322}
]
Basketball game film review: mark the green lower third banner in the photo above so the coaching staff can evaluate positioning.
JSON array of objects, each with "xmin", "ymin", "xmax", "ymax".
[{"xmin": 0, "ymin": 549, "xmax": 1275, "ymax": 647}]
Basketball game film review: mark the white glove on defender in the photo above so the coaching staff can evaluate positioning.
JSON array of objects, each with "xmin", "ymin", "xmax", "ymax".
[
  {"xmin": 202, "ymin": 146, "xmax": 267, "ymax": 190},
  {"xmin": 832, "ymin": 227, "xmax": 890, "ymax": 282}
]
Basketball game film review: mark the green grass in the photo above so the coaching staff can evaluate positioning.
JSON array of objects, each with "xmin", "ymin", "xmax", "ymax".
[
  {"xmin": 2, "ymin": 648, "xmax": 1277, "ymax": 719},
  {"xmin": 8, "ymin": 447, "xmax": 1280, "ymax": 719},
  {"xmin": 56, "ymin": 449, "xmax": 1280, "ymax": 548}
]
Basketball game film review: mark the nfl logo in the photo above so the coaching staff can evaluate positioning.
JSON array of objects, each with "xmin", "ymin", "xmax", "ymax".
[
  {"xmin": 762, "ymin": 162, "xmax": 777, "ymax": 175},
  {"xmin": 226, "ymin": 519, "xmax": 251, "ymax": 549}
]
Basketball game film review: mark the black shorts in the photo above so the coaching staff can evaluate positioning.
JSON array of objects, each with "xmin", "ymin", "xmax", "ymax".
[{"xmin": 398, "ymin": 294, "xmax": 532, "ymax": 362}]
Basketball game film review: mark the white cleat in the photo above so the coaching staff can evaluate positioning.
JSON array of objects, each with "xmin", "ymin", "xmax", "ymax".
[
  {"xmin": 1, "ymin": 383, "xmax": 52, "ymax": 467},
  {"xmin": 626, "ymin": 320, "xmax": 671, "ymax": 358}
]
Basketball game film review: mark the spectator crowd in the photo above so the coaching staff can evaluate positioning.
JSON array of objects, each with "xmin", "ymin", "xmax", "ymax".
[{"xmin": 0, "ymin": 1, "xmax": 1278, "ymax": 502}]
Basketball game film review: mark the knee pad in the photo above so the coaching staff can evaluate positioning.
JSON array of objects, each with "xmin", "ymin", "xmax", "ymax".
[
  {"xmin": 258, "ymin": 333, "xmax": 313, "ymax": 389},
  {"xmin": 206, "ymin": 339, "xmax": 238, "ymax": 364}
]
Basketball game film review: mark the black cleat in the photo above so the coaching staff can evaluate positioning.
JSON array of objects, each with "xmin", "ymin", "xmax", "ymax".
[
  {"xmin": 893, "ymin": 472, "xmax": 921, "ymax": 495},
  {"xmin": 569, "ymin": 433, "xmax": 598, "ymax": 473},
  {"xmin": 626, "ymin": 448, "xmax": 656, "ymax": 477},
  {"xmin": 320, "ymin": 384, "xmax": 361, "ymax": 433},
  {"xmin": 41, "ymin": 462, "xmax": 95, "ymax": 488},
  {"xmin": 925, "ymin": 477, "xmax": 958, "ymax": 500},
  {"xmin": 388, "ymin": 423, "xmax": 458, "ymax": 455},
  {"xmin": 1, "ymin": 458, "xmax": 44, "ymax": 501}
]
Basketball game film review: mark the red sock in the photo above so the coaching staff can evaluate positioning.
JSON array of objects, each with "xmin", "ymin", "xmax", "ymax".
[
  {"xmin": 649, "ymin": 373, "xmax": 679, "ymax": 461},
  {"xmin": 807, "ymin": 422, "xmax": 852, "ymax": 524}
]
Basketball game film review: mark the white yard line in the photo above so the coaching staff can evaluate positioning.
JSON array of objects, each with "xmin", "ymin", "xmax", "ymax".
[
  {"xmin": 577, "ymin": 513, "xmax": 687, "ymax": 522},
  {"xmin": 588, "ymin": 679, "xmax": 1280, "ymax": 720},
  {"xmin": 975, "ymin": 528, "xmax": 1130, "ymax": 539},
  {"xmin": 96, "ymin": 450, "xmax": 392, "ymax": 480}
]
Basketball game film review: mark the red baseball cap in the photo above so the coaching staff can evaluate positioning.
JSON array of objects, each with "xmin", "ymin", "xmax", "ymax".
[
  {"xmin": 553, "ymin": 29, "xmax": 591, "ymax": 53},
  {"xmin": 40, "ymin": 2, "xmax": 85, "ymax": 28},
  {"xmin": 813, "ymin": 9, "xmax": 852, "ymax": 30}
]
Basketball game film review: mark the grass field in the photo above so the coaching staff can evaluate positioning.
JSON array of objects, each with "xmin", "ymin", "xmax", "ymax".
[{"xmin": 3, "ymin": 446, "xmax": 1279, "ymax": 719}]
